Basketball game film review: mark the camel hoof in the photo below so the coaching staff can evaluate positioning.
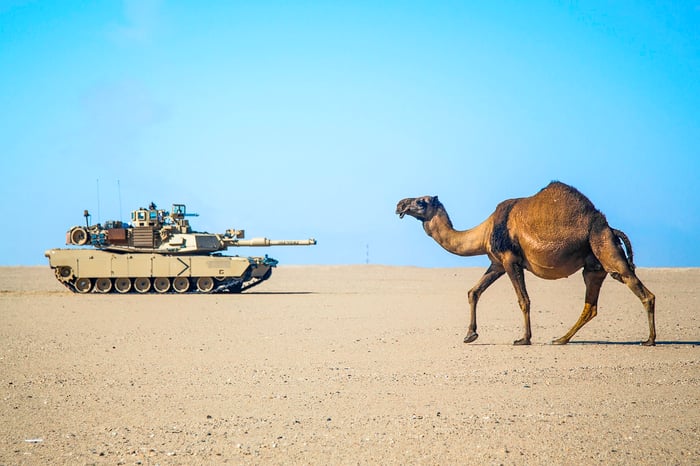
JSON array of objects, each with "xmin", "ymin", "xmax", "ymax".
[
  {"xmin": 641, "ymin": 339, "xmax": 656, "ymax": 347},
  {"xmin": 552, "ymin": 338, "xmax": 569, "ymax": 345},
  {"xmin": 463, "ymin": 332, "xmax": 479, "ymax": 344},
  {"xmin": 513, "ymin": 338, "xmax": 531, "ymax": 346}
]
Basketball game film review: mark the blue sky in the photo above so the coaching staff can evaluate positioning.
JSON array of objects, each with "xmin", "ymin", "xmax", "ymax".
[{"xmin": 1, "ymin": 1, "xmax": 699, "ymax": 267}]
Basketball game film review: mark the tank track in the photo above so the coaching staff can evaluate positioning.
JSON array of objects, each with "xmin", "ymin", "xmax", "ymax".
[{"xmin": 54, "ymin": 273, "xmax": 271, "ymax": 294}]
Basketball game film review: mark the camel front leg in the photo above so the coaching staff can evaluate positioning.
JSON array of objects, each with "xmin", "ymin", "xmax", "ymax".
[
  {"xmin": 503, "ymin": 259, "xmax": 531, "ymax": 345},
  {"xmin": 464, "ymin": 264, "xmax": 504, "ymax": 343},
  {"xmin": 553, "ymin": 267, "xmax": 606, "ymax": 345}
]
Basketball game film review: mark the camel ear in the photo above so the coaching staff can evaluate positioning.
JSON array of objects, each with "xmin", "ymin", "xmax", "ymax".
[{"xmin": 431, "ymin": 196, "xmax": 440, "ymax": 206}]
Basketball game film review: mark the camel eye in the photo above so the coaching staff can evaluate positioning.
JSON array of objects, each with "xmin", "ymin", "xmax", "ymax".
[{"xmin": 417, "ymin": 199, "xmax": 427, "ymax": 208}]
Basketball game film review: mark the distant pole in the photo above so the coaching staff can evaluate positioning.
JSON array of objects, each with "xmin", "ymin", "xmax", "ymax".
[{"xmin": 366, "ymin": 243, "xmax": 369, "ymax": 264}]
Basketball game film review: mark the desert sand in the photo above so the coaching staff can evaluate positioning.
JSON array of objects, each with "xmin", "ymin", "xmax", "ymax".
[{"xmin": 1, "ymin": 265, "xmax": 698, "ymax": 465}]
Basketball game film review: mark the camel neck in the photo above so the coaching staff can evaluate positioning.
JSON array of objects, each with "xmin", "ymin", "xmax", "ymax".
[{"xmin": 423, "ymin": 210, "xmax": 488, "ymax": 257}]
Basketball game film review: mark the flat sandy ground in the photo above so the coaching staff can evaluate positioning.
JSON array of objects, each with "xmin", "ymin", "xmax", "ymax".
[{"xmin": 1, "ymin": 265, "xmax": 698, "ymax": 465}]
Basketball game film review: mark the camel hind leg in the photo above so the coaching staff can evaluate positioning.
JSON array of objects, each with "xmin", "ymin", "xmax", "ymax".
[
  {"xmin": 553, "ymin": 264, "xmax": 606, "ymax": 345},
  {"xmin": 591, "ymin": 227, "xmax": 656, "ymax": 346},
  {"xmin": 620, "ymin": 274, "xmax": 656, "ymax": 345}
]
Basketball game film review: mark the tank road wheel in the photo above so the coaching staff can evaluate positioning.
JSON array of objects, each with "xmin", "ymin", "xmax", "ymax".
[
  {"xmin": 153, "ymin": 277, "xmax": 171, "ymax": 293},
  {"xmin": 95, "ymin": 278, "xmax": 112, "ymax": 293},
  {"xmin": 172, "ymin": 276, "xmax": 190, "ymax": 293},
  {"xmin": 114, "ymin": 278, "xmax": 132, "ymax": 294},
  {"xmin": 75, "ymin": 277, "xmax": 92, "ymax": 293},
  {"xmin": 134, "ymin": 277, "xmax": 151, "ymax": 294},
  {"xmin": 196, "ymin": 277, "xmax": 214, "ymax": 293}
]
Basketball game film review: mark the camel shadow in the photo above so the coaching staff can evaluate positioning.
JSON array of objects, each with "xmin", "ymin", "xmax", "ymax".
[
  {"xmin": 466, "ymin": 341, "xmax": 699, "ymax": 346},
  {"xmin": 242, "ymin": 291, "xmax": 315, "ymax": 295},
  {"xmin": 569, "ymin": 340, "xmax": 699, "ymax": 346}
]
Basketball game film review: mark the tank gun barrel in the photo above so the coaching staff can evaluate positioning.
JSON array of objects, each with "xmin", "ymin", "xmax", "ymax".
[{"xmin": 223, "ymin": 237, "xmax": 317, "ymax": 247}]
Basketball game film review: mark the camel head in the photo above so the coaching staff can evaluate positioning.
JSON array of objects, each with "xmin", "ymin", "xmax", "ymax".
[{"xmin": 396, "ymin": 196, "xmax": 442, "ymax": 222}]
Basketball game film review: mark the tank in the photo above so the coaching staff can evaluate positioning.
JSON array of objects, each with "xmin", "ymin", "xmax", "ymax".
[{"xmin": 45, "ymin": 203, "xmax": 316, "ymax": 294}]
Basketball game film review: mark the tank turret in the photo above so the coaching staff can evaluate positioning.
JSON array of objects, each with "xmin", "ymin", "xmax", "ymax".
[
  {"xmin": 46, "ymin": 203, "xmax": 316, "ymax": 294},
  {"xmin": 65, "ymin": 203, "xmax": 316, "ymax": 254}
]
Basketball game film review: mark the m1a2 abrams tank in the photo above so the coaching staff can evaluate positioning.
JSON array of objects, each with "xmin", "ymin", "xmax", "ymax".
[{"xmin": 45, "ymin": 203, "xmax": 316, "ymax": 294}]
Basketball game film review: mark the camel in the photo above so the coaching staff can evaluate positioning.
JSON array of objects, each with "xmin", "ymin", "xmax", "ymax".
[{"xmin": 396, "ymin": 181, "xmax": 656, "ymax": 346}]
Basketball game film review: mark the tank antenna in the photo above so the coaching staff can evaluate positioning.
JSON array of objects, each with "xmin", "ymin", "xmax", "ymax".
[
  {"xmin": 117, "ymin": 179, "xmax": 122, "ymax": 222},
  {"xmin": 96, "ymin": 178, "xmax": 101, "ymax": 224}
]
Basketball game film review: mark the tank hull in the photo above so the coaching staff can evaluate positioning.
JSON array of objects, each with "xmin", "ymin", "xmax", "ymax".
[{"xmin": 44, "ymin": 248, "xmax": 276, "ymax": 294}]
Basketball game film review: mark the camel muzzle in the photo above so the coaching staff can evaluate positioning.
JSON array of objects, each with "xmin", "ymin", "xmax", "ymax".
[{"xmin": 395, "ymin": 199, "xmax": 413, "ymax": 219}]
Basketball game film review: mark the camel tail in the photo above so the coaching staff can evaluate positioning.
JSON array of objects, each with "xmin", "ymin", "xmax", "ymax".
[{"xmin": 612, "ymin": 228, "xmax": 635, "ymax": 271}]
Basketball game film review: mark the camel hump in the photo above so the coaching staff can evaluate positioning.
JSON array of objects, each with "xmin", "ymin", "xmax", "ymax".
[
  {"xmin": 540, "ymin": 181, "xmax": 596, "ymax": 208},
  {"xmin": 498, "ymin": 182, "xmax": 606, "ymax": 263},
  {"xmin": 531, "ymin": 181, "xmax": 601, "ymax": 224}
]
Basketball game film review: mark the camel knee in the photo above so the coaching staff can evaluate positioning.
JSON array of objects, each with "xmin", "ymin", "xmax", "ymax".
[
  {"xmin": 518, "ymin": 296, "xmax": 531, "ymax": 314},
  {"xmin": 643, "ymin": 291, "xmax": 656, "ymax": 312},
  {"xmin": 467, "ymin": 289, "xmax": 479, "ymax": 306}
]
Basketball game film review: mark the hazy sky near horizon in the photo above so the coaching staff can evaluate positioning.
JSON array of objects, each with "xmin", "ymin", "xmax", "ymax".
[{"xmin": 1, "ymin": 1, "xmax": 699, "ymax": 267}]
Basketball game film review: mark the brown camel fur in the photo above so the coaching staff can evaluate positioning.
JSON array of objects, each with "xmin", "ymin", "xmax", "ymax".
[{"xmin": 396, "ymin": 181, "xmax": 656, "ymax": 346}]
